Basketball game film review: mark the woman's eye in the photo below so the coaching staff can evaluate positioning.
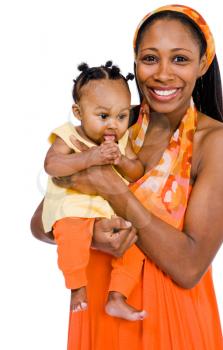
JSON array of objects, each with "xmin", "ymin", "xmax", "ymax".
[
  {"xmin": 173, "ymin": 56, "xmax": 188, "ymax": 63},
  {"xmin": 99, "ymin": 114, "xmax": 108, "ymax": 120},
  {"xmin": 142, "ymin": 55, "xmax": 158, "ymax": 64}
]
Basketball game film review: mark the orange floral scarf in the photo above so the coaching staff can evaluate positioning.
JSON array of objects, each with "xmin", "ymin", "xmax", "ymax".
[
  {"xmin": 129, "ymin": 4, "xmax": 215, "ymax": 229},
  {"xmin": 129, "ymin": 103, "xmax": 197, "ymax": 229}
]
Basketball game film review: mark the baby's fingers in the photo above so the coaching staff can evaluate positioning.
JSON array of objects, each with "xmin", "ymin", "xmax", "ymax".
[{"xmin": 101, "ymin": 141, "xmax": 119, "ymax": 151}]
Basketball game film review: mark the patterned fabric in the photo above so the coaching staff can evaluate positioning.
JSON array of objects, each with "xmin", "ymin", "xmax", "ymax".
[
  {"xmin": 129, "ymin": 103, "xmax": 149, "ymax": 154},
  {"xmin": 133, "ymin": 4, "xmax": 215, "ymax": 67},
  {"xmin": 129, "ymin": 102, "xmax": 197, "ymax": 229}
]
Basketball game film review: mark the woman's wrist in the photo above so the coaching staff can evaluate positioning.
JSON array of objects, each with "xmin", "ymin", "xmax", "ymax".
[{"xmin": 93, "ymin": 165, "xmax": 130, "ymax": 199}]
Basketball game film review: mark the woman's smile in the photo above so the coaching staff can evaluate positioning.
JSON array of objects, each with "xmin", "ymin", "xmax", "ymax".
[{"xmin": 147, "ymin": 86, "xmax": 181, "ymax": 102}]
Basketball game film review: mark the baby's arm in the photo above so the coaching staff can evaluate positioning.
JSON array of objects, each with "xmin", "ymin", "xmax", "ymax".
[
  {"xmin": 44, "ymin": 136, "xmax": 119, "ymax": 177},
  {"xmin": 114, "ymin": 139, "xmax": 144, "ymax": 182}
]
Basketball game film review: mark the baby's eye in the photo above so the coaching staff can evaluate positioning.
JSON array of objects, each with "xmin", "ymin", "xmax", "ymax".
[
  {"xmin": 118, "ymin": 114, "xmax": 127, "ymax": 120},
  {"xmin": 173, "ymin": 56, "xmax": 188, "ymax": 63},
  {"xmin": 99, "ymin": 113, "xmax": 108, "ymax": 120}
]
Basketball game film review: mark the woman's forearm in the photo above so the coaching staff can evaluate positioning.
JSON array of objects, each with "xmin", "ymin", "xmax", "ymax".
[
  {"xmin": 95, "ymin": 169, "xmax": 198, "ymax": 288},
  {"xmin": 43, "ymin": 166, "xmax": 211, "ymax": 288},
  {"xmin": 30, "ymin": 200, "xmax": 55, "ymax": 245}
]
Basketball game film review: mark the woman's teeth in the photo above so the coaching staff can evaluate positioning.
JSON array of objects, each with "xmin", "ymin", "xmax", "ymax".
[{"xmin": 153, "ymin": 89, "xmax": 177, "ymax": 96}]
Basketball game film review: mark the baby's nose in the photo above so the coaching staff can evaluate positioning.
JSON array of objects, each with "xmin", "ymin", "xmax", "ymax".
[{"xmin": 107, "ymin": 118, "xmax": 117, "ymax": 129}]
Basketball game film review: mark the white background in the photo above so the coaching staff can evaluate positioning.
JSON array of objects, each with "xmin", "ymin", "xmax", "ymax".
[{"xmin": 0, "ymin": 0, "xmax": 222, "ymax": 349}]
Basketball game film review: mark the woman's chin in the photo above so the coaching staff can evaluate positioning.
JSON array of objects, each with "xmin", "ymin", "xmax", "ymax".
[{"xmin": 146, "ymin": 102, "xmax": 179, "ymax": 115}]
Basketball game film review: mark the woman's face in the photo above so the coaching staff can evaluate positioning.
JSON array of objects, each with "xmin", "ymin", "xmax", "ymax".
[{"xmin": 135, "ymin": 19, "xmax": 207, "ymax": 116}]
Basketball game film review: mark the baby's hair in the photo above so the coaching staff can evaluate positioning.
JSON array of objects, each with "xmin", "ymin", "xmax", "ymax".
[{"xmin": 72, "ymin": 61, "xmax": 134, "ymax": 102}]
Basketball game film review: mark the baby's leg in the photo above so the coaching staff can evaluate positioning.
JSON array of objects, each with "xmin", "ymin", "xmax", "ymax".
[
  {"xmin": 53, "ymin": 217, "xmax": 95, "ymax": 312},
  {"xmin": 105, "ymin": 244, "xmax": 147, "ymax": 321},
  {"xmin": 105, "ymin": 291, "xmax": 147, "ymax": 321}
]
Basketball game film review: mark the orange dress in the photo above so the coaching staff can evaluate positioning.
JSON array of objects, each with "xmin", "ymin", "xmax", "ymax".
[{"xmin": 67, "ymin": 104, "xmax": 223, "ymax": 349}]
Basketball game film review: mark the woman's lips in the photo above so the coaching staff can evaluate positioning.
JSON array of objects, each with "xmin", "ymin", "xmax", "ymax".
[{"xmin": 148, "ymin": 87, "xmax": 180, "ymax": 102}]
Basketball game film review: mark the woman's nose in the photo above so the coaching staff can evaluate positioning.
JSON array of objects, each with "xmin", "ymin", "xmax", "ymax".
[{"xmin": 154, "ymin": 61, "xmax": 174, "ymax": 82}]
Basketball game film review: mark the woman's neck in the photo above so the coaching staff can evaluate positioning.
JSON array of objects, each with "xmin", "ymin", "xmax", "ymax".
[{"xmin": 150, "ymin": 101, "xmax": 191, "ymax": 133}]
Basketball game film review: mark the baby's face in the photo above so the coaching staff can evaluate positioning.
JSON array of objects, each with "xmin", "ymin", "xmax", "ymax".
[{"xmin": 76, "ymin": 79, "xmax": 131, "ymax": 145}]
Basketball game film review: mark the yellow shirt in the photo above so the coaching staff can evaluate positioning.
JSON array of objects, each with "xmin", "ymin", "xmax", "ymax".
[{"xmin": 42, "ymin": 122, "xmax": 129, "ymax": 233}]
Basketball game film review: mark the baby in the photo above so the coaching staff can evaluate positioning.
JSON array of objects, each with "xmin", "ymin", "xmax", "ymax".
[{"xmin": 42, "ymin": 61, "xmax": 147, "ymax": 321}]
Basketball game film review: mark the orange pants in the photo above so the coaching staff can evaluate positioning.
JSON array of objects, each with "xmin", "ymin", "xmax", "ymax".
[{"xmin": 53, "ymin": 217, "xmax": 145, "ymax": 298}]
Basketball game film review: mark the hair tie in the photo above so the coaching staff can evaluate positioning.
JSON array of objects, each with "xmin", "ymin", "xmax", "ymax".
[
  {"xmin": 105, "ymin": 60, "xmax": 113, "ymax": 68},
  {"xmin": 110, "ymin": 65, "xmax": 120, "ymax": 76},
  {"xmin": 77, "ymin": 62, "xmax": 89, "ymax": 73},
  {"xmin": 126, "ymin": 73, "xmax": 134, "ymax": 81}
]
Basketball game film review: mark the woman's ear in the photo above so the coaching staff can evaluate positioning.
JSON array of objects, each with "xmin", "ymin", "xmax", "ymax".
[
  {"xmin": 72, "ymin": 104, "xmax": 82, "ymax": 121},
  {"xmin": 198, "ymin": 54, "xmax": 209, "ymax": 78}
]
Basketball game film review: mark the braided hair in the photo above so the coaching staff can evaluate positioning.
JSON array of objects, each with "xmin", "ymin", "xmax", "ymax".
[{"xmin": 72, "ymin": 61, "xmax": 134, "ymax": 102}]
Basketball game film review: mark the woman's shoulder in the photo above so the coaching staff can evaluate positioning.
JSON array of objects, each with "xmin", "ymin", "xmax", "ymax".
[
  {"xmin": 196, "ymin": 112, "xmax": 223, "ymax": 145},
  {"xmin": 191, "ymin": 112, "xmax": 223, "ymax": 181},
  {"xmin": 197, "ymin": 112, "xmax": 223, "ymax": 128}
]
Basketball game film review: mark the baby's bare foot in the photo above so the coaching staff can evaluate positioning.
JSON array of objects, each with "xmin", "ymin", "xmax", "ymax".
[
  {"xmin": 105, "ymin": 291, "xmax": 147, "ymax": 321},
  {"xmin": 70, "ymin": 286, "xmax": 88, "ymax": 312}
]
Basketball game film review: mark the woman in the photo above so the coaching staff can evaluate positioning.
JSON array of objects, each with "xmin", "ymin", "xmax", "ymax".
[{"xmin": 31, "ymin": 5, "xmax": 223, "ymax": 349}]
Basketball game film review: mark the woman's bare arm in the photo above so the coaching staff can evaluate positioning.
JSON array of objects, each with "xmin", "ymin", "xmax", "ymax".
[
  {"xmin": 30, "ymin": 200, "xmax": 55, "ymax": 244},
  {"xmin": 63, "ymin": 129, "xmax": 223, "ymax": 289}
]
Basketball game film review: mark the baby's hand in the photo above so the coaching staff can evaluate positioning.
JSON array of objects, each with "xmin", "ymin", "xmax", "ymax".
[
  {"xmin": 100, "ymin": 141, "xmax": 122, "ymax": 165},
  {"xmin": 90, "ymin": 141, "xmax": 121, "ymax": 166}
]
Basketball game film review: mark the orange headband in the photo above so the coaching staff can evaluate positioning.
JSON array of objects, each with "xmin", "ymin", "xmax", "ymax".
[{"xmin": 133, "ymin": 4, "xmax": 215, "ymax": 67}]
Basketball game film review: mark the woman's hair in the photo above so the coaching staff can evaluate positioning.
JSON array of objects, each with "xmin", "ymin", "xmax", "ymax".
[
  {"xmin": 134, "ymin": 11, "xmax": 223, "ymax": 122},
  {"xmin": 72, "ymin": 61, "xmax": 134, "ymax": 102}
]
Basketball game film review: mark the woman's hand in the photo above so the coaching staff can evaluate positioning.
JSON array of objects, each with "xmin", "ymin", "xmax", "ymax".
[
  {"xmin": 52, "ymin": 169, "xmax": 99, "ymax": 195},
  {"xmin": 92, "ymin": 216, "xmax": 137, "ymax": 257},
  {"xmin": 30, "ymin": 200, "xmax": 137, "ymax": 257},
  {"xmin": 53, "ymin": 164, "xmax": 128, "ymax": 198}
]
